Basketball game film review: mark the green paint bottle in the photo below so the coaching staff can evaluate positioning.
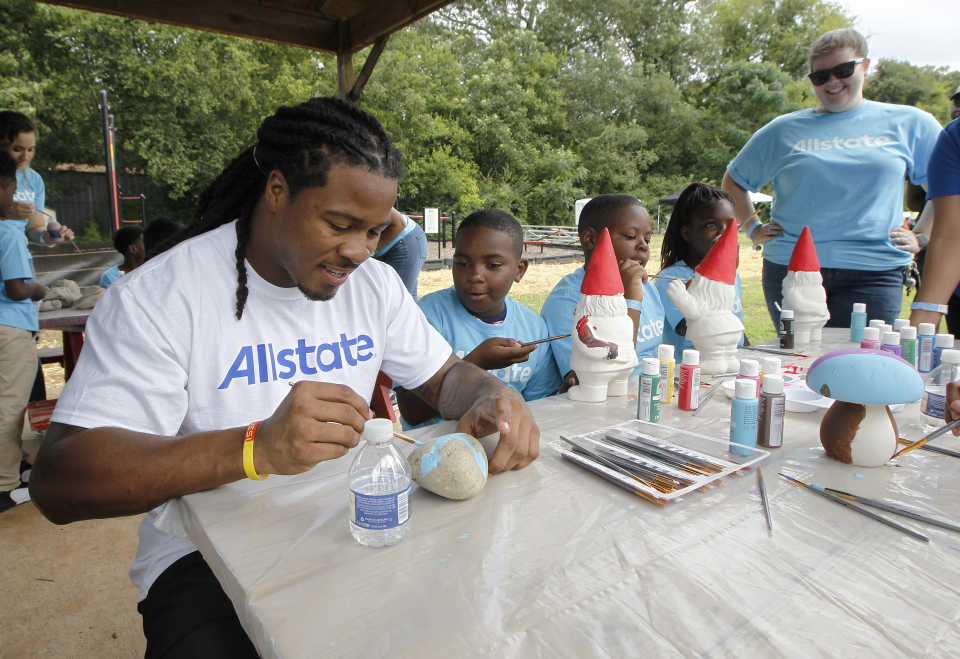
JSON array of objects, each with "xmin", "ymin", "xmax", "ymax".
[
  {"xmin": 638, "ymin": 357, "xmax": 661, "ymax": 423},
  {"xmin": 900, "ymin": 325, "xmax": 918, "ymax": 368}
]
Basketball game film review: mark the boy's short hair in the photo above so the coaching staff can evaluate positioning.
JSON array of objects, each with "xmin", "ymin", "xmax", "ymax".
[
  {"xmin": 114, "ymin": 226, "xmax": 144, "ymax": 255},
  {"xmin": 144, "ymin": 217, "xmax": 185, "ymax": 253},
  {"xmin": 0, "ymin": 151, "xmax": 16, "ymax": 183},
  {"xmin": 457, "ymin": 209, "xmax": 524, "ymax": 258},
  {"xmin": 577, "ymin": 195, "xmax": 647, "ymax": 240}
]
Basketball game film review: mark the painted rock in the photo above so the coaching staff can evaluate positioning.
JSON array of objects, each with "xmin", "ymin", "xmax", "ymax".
[{"xmin": 409, "ymin": 433, "xmax": 487, "ymax": 500}]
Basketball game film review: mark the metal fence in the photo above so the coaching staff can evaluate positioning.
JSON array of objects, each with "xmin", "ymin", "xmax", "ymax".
[
  {"xmin": 44, "ymin": 170, "xmax": 169, "ymax": 237},
  {"xmin": 521, "ymin": 225, "xmax": 581, "ymax": 247}
]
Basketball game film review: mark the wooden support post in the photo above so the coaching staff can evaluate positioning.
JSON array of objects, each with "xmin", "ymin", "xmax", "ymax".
[
  {"xmin": 348, "ymin": 34, "xmax": 389, "ymax": 102},
  {"xmin": 337, "ymin": 20, "xmax": 354, "ymax": 101}
]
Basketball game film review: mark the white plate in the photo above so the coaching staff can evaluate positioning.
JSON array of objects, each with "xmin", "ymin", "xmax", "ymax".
[{"xmin": 785, "ymin": 388, "xmax": 826, "ymax": 412}]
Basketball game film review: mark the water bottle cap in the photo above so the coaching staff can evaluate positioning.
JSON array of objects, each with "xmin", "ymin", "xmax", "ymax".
[
  {"xmin": 682, "ymin": 349, "xmax": 700, "ymax": 366},
  {"xmin": 739, "ymin": 359, "xmax": 759, "ymax": 376},
  {"xmin": 862, "ymin": 327, "xmax": 879, "ymax": 341},
  {"xmin": 869, "ymin": 319, "xmax": 886, "ymax": 328},
  {"xmin": 657, "ymin": 344, "xmax": 674, "ymax": 360},
  {"xmin": 919, "ymin": 323, "xmax": 936, "ymax": 335},
  {"xmin": 893, "ymin": 319, "xmax": 909, "ymax": 332},
  {"xmin": 735, "ymin": 379, "xmax": 757, "ymax": 399},
  {"xmin": 760, "ymin": 357, "xmax": 781, "ymax": 374},
  {"xmin": 642, "ymin": 357, "xmax": 660, "ymax": 376},
  {"xmin": 900, "ymin": 326, "xmax": 917, "ymax": 340},
  {"xmin": 853, "ymin": 303, "xmax": 866, "ymax": 313},
  {"xmin": 761, "ymin": 374, "xmax": 783, "ymax": 394},
  {"xmin": 363, "ymin": 418, "xmax": 395, "ymax": 444},
  {"xmin": 942, "ymin": 349, "xmax": 960, "ymax": 365},
  {"xmin": 780, "ymin": 309, "xmax": 794, "ymax": 319},
  {"xmin": 935, "ymin": 334, "xmax": 955, "ymax": 348},
  {"xmin": 882, "ymin": 332, "xmax": 900, "ymax": 346}
]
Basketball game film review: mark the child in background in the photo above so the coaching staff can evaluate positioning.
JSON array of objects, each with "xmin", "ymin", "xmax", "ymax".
[
  {"xmin": 396, "ymin": 209, "xmax": 561, "ymax": 428},
  {"xmin": 143, "ymin": 217, "xmax": 185, "ymax": 254},
  {"xmin": 542, "ymin": 195, "xmax": 663, "ymax": 391},
  {"xmin": 100, "ymin": 225, "xmax": 145, "ymax": 288},
  {"xmin": 0, "ymin": 151, "xmax": 45, "ymax": 513},
  {"xmin": 656, "ymin": 182, "xmax": 747, "ymax": 355}
]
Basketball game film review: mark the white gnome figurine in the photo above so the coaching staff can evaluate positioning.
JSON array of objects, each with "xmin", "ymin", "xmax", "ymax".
[
  {"xmin": 667, "ymin": 219, "xmax": 744, "ymax": 375},
  {"xmin": 567, "ymin": 228, "xmax": 639, "ymax": 403},
  {"xmin": 781, "ymin": 226, "xmax": 829, "ymax": 343}
]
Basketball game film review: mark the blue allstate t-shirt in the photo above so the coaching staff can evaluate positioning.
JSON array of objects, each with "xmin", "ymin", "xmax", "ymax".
[
  {"xmin": 654, "ymin": 261, "xmax": 745, "ymax": 356},
  {"xmin": 0, "ymin": 221, "xmax": 39, "ymax": 331},
  {"xmin": 727, "ymin": 101, "xmax": 942, "ymax": 271},
  {"xmin": 14, "ymin": 167, "xmax": 45, "ymax": 213},
  {"xmin": 927, "ymin": 118, "xmax": 960, "ymax": 296},
  {"xmin": 541, "ymin": 266, "xmax": 664, "ymax": 378},
  {"xmin": 100, "ymin": 264, "xmax": 122, "ymax": 288},
  {"xmin": 407, "ymin": 287, "xmax": 562, "ymax": 428}
]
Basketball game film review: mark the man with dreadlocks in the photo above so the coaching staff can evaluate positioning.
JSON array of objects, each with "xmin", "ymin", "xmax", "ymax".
[{"xmin": 29, "ymin": 98, "xmax": 539, "ymax": 658}]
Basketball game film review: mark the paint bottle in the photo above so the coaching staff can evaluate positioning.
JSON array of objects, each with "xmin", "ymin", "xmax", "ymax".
[
  {"xmin": 657, "ymin": 344, "xmax": 675, "ymax": 405},
  {"xmin": 850, "ymin": 303, "xmax": 867, "ymax": 343},
  {"xmin": 878, "ymin": 323, "xmax": 893, "ymax": 338},
  {"xmin": 730, "ymin": 379, "xmax": 759, "ymax": 456},
  {"xmin": 900, "ymin": 326, "xmax": 918, "ymax": 368},
  {"xmin": 932, "ymin": 334, "xmax": 955, "ymax": 371},
  {"xmin": 779, "ymin": 309, "xmax": 795, "ymax": 349},
  {"xmin": 869, "ymin": 319, "xmax": 886, "ymax": 329},
  {"xmin": 757, "ymin": 374, "xmax": 785, "ymax": 449},
  {"xmin": 918, "ymin": 322, "xmax": 937, "ymax": 372},
  {"xmin": 678, "ymin": 349, "xmax": 701, "ymax": 411},
  {"xmin": 637, "ymin": 357, "xmax": 661, "ymax": 423},
  {"xmin": 759, "ymin": 357, "xmax": 781, "ymax": 388},
  {"xmin": 738, "ymin": 358, "xmax": 761, "ymax": 391},
  {"xmin": 880, "ymin": 331, "xmax": 901, "ymax": 357},
  {"xmin": 860, "ymin": 326, "xmax": 881, "ymax": 350},
  {"xmin": 893, "ymin": 318, "xmax": 910, "ymax": 333}
]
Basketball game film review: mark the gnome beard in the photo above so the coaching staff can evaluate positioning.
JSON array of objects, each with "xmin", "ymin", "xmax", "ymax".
[
  {"xmin": 568, "ymin": 292, "xmax": 639, "ymax": 403},
  {"xmin": 667, "ymin": 273, "xmax": 744, "ymax": 375},
  {"xmin": 781, "ymin": 270, "xmax": 829, "ymax": 343}
]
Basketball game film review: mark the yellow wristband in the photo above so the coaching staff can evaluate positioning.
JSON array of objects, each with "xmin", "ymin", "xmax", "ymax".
[{"xmin": 243, "ymin": 421, "xmax": 268, "ymax": 481}]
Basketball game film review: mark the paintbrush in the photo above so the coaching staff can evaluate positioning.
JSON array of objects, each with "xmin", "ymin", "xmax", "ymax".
[
  {"xmin": 737, "ymin": 207, "xmax": 762, "ymax": 230},
  {"xmin": 743, "ymin": 346, "xmax": 808, "ymax": 358},
  {"xmin": 893, "ymin": 418, "xmax": 960, "ymax": 458},
  {"xmin": 600, "ymin": 437, "xmax": 710, "ymax": 476},
  {"xmin": 558, "ymin": 448, "xmax": 666, "ymax": 505},
  {"xmin": 758, "ymin": 466, "xmax": 772, "ymax": 531},
  {"xmin": 810, "ymin": 484, "xmax": 960, "ymax": 535},
  {"xmin": 519, "ymin": 334, "xmax": 570, "ymax": 347},
  {"xmin": 589, "ymin": 442, "xmax": 698, "ymax": 486},
  {"xmin": 898, "ymin": 438, "xmax": 960, "ymax": 459},
  {"xmin": 607, "ymin": 430, "xmax": 729, "ymax": 472},
  {"xmin": 778, "ymin": 473, "xmax": 929, "ymax": 542},
  {"xmin": 561, "ymin": 435, "xmax": 671, "ymax": 490},
  {"xmin": 711, "ymin": 372, "xmax": 740, "ymax": 378},
  {"xmin": 36, "ymin": 210, "xmax": 83, "ymax": 253},
  {"xmin": 648, "ymin": 274, "xmax": 690, "ymax": 282},
  {"xmin": 692, "ymin": 381, "xmax": 726, "ymax": 417},
  {"xmin": 576, "ymin": 449, "xmax": 678, "ymax": 492}
]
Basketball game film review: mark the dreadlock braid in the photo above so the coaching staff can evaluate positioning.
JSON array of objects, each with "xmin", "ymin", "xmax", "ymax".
[
  {"xmin": 153, "ymin": 97, "xmax": 402, "ymax": 319},
  {"xmin": 659, "ymin": 182, "xmax": 733, "ymax": 272}
]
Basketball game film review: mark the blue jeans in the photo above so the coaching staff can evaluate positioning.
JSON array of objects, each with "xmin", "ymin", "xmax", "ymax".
[
  {"xmin": 374, "ymin": 223, "xmax": 428, "ymax": 297},
  {"xmin": 762, "ymin": 260, "xmax": 904, "ymax": 331}
]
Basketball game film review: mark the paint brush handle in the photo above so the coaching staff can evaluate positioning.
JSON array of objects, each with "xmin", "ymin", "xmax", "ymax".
[
  {"xmin": 848, "ymin": 495, "xmax": 960, "ymax": 535},
  {"xmin": 519, "ymin": 334, "xmax": 570, "ymax": 347},
  {"xmin": 737, "ymin": 207, "xmax": 762, "ymax": 229},
  {"xmin": 393, "ymin": 431, "xmax": 422, "ymax": 447},
  {"xmin": 692, "ymin": 381, "xmax": 724, "ymax": 416},
  {"xmin": 807, "ymin": 486, "xmax": 929, "ymax": 542},
  {"xmin": 758, "ymin": 468, "xmax": 772, "ymax": 531},
  {"xmin": 894, "ymin": 418, "xmax": 960, "ymax": 457}
]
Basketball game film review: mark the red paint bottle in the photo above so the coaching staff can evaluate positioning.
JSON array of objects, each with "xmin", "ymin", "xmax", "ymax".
[{"xmin": 678, "ymin": 349, "xmax": 702, "ymax": 411}]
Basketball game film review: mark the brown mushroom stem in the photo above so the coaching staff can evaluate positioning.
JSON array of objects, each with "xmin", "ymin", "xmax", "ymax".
[{"xmin": 820, "ymin": 401, "xmax": 898, "ymax": 467}]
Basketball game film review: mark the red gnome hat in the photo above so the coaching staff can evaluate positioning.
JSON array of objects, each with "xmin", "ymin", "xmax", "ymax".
[
  {"xmin": 581, "ymin": 228, "xmax": 624, "ymax": 296},
  {"xmin": 787, "ymin": 226, "xmax": 820, "ymax": 272},
  {"xmin": 695, "ymin": 218, "xmax": 739, "ymax": 286}
]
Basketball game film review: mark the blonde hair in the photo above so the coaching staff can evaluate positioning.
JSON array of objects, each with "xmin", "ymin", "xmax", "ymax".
[{"xmin": 808, "ymin": 28, "xmax": 868, "ymax": 69}]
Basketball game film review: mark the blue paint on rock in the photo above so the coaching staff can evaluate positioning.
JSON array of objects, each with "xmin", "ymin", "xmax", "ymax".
[{"xmin": 420, "ymin": 433, "xmax": 486, "ymax": 477}]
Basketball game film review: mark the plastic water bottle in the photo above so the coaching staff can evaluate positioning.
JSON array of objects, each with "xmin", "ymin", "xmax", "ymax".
[
  {"xmin": 348, "ymin": 418, "xmax": 412, "ymax": 547},
  {"xmin": 920, "ymin": 349, "xmax": 960, "ymax": 428}
]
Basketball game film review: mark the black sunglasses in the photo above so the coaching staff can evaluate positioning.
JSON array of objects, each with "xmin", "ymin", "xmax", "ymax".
[{"xmin": 807, "ymin": 58, "xmax": 865, "ymax": 86}]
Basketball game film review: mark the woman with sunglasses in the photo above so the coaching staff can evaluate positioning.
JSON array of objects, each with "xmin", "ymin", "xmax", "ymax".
[{"xmin": 721, "ymin": 28, "xmax": 943, "ymax": 329}]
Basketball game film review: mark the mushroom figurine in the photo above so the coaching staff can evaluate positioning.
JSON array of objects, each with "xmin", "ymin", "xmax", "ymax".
[{"xmin": 806, "ymin": 349, "xmax": 924, "ymax": 467}]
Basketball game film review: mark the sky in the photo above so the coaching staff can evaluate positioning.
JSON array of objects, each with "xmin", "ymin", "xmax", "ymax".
[{"xmin": 840, "ymin": 0, "xmax": 959, "ymax": 72}]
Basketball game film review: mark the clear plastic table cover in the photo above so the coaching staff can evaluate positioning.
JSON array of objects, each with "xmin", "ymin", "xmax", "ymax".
[{"xmin": 160, "ymin": 329, "xmax": 960, "ymax": 658}]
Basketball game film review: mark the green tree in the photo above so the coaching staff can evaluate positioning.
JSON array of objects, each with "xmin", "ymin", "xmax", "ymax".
[{"xmin": 865, "ymin": 59, "xmax": 959, "ymax": 125}]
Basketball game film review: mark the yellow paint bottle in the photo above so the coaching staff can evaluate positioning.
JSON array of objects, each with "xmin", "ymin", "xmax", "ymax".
[{"xmin": 657, "ymin": 344, "xmax": 675, "ymax": 405}]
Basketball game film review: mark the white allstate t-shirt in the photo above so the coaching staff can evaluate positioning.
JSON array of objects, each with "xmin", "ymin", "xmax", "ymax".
[{"xmin": 50, "ymin": 220, "xmax": 452, "ymax": 601}]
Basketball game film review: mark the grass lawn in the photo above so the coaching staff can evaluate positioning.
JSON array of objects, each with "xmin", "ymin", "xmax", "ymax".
[{"xmin": 417, "ymin": 233, "xmax": 923, "ymax": 344}]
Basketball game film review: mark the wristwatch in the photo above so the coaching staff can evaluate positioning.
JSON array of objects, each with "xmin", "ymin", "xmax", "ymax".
[{"xmin": 915, "ymin": 232, "xmax": 929, "ymax": 249}]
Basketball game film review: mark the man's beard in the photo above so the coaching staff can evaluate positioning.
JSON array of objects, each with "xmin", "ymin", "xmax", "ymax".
[{"xmin": 298, "ymin": 283, "xmax": 334, "ymax": 302}]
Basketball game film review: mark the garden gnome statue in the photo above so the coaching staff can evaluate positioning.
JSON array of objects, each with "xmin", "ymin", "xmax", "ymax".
[
  {"xmin": 781, "ymin": 226, "xmax": 829, "ymax": 343},
  {"xmin": 567, "ymin": 228, "xmax": 639, "ymax": 402},
  {"xmin": 667, "ymin": 219, "xmax": 744, "ymax": 375}
]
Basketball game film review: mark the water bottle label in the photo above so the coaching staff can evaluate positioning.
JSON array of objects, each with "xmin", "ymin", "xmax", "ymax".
[
  {"xmin": 921, "ymin": 391, "xmax": 946, "ymax": 420},
  {"xmin": 350, "ymin": 485, "xmax": 410, "ymax": 530}
]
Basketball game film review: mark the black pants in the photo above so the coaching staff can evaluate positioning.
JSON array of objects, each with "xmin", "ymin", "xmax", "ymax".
[
  {"xmin": 947, "ymin": 293, "xmax": 960, "ymax": 337},
  {"xmin": 138, "ymin": 551, "xmax": 260, "ymax": 659}
]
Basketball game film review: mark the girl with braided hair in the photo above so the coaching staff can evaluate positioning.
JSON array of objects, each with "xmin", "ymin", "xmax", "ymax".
[
  {"xmin": 655, "ymin": 182, "xmax": 747, "ymax": 355},
  {"xmin": 31, "ymin": 97, "xmax": 540, "ymax": 658}
]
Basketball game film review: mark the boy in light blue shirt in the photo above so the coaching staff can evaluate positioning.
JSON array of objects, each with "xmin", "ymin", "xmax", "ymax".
[
  {"xmin": 100, "ymin": 225, "xmax": 145, "ymax": 288},
  {"xmin": 396, "ymin": 210, "xmax": 561, "ymax": 428},
  {"xmin": 542, "ymin": 195, "xmax": 664, "ymax": 390}
]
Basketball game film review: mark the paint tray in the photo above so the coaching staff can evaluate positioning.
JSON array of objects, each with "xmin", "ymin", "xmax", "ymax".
[{"xmin": 549, "ymin": 419, "xmax": 770, "ymax": 502}]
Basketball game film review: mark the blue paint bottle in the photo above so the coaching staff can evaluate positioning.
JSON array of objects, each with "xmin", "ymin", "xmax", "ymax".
[
  {"xmin": 850, "ymin": 303, "xmax": 867, "ymax": 343},
  {"xmin": 730, "ymin": 379, "xmax": 758, "ymax": 456},
  {"xmin": 932, "ymin": 334, "xmax": 955, "ymax": 371},
  {"xmin": 918, "ymin": 323, "xmax": 936, "ymax": 373}
]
